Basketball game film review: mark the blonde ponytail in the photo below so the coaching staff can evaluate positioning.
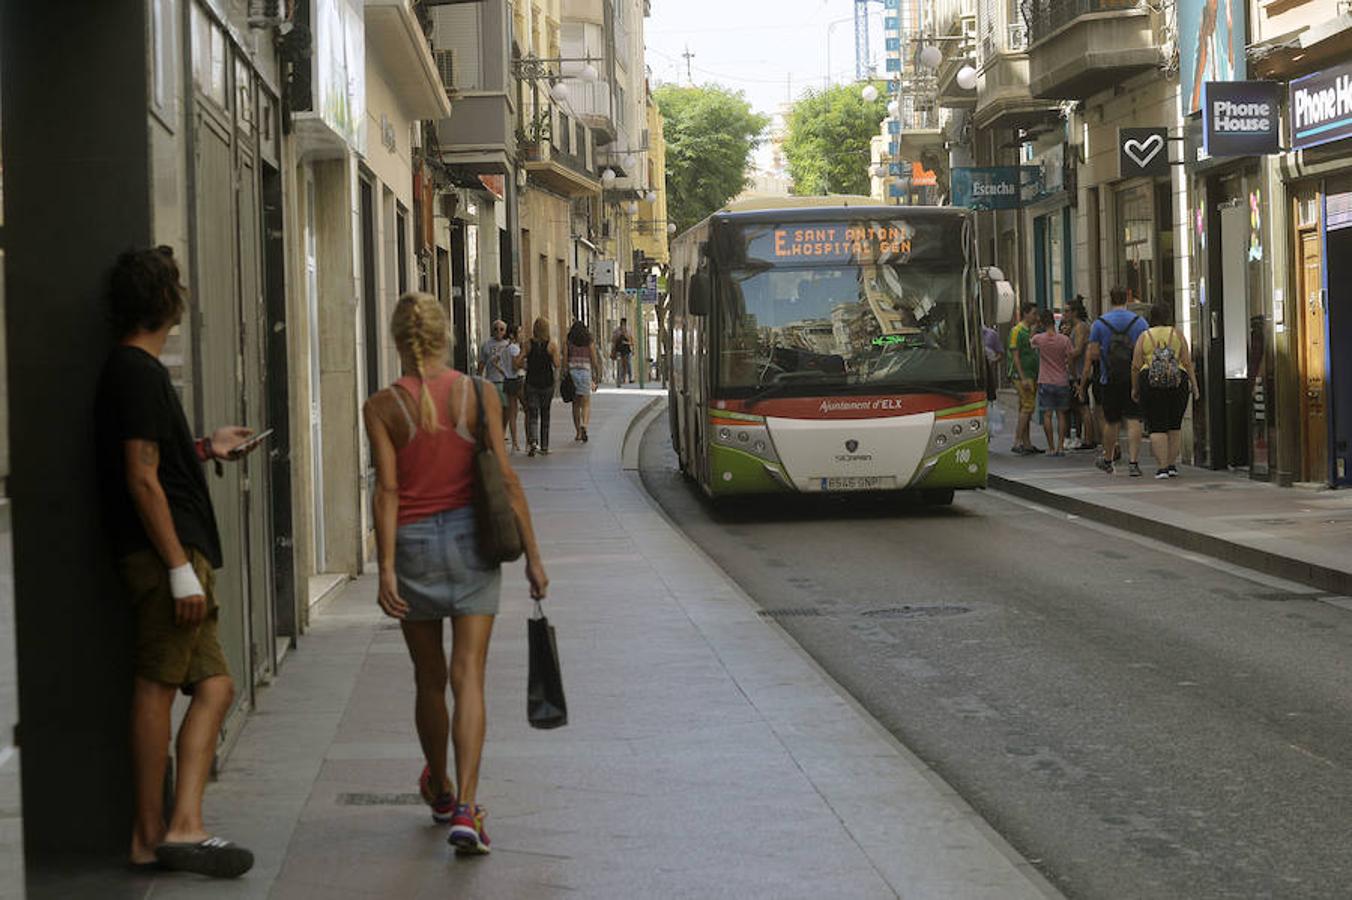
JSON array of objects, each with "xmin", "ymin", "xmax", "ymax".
[{"xmin": 390, "ymin": 292, "xmax": 452, "ymax": 433}]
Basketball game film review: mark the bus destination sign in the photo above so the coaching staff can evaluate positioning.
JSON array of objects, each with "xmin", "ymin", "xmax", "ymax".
[{"xmin": 766, "ymin": 223, "xmax": 914, "ymax": 263}]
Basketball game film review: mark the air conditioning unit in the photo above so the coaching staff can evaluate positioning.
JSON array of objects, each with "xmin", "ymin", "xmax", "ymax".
[{"xmin": 593, "ymin": 260, "xmax": 618, "ymax": 287}]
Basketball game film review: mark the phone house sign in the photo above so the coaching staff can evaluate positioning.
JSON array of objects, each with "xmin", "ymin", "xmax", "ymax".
[{"xmin": 1291, "ymin": 61, "xmax": 1352, "ymax": 150}]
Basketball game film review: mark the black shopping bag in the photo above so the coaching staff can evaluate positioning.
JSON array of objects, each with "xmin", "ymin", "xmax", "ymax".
[{"xmin": 527, "ymin": 601, "xmax": 568, "ymax": 729}]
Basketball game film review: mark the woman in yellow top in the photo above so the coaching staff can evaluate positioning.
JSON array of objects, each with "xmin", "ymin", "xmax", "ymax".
[{"xmin": 1130, "ymin": 302, "xmax": 1201, "ymax": 479}]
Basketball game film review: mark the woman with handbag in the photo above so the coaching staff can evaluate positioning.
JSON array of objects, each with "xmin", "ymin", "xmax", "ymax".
[
  {"xmin": 362, "ymin": 293, "xmax": 548, "ymax": 855},
  {"xmin": 565, "ymin": 320, "xmax": 603, "ymax": 443},
  {"xmin": 520, "ymin": 317, "xmax": 560, "ymax": 457}
]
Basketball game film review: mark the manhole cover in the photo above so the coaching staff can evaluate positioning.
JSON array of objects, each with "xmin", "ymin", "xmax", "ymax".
[
  {"xmin": 337, "ymin": 792, "xmax": 424, "ymax": 806},
  {"xmin": 757, "ymin": 608, "xmax": 822, "ymax": 618},
  {"xmin": 860, "ymin": 605, "xmax": 971, "ymax": 619}
]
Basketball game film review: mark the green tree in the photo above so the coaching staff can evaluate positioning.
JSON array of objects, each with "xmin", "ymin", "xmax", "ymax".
[
  {"xmin": 783, "ymin": 83, "xmax": 887, "ymax": 196},
  {"xmin": 654, "ymin": 84, "xmax": 769, "ymax": 233}
]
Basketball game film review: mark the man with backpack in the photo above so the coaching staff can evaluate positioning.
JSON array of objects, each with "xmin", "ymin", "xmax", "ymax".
[{"xmin": 1084, "ymin": 287, "xmax": 1148, "ymax": 475}]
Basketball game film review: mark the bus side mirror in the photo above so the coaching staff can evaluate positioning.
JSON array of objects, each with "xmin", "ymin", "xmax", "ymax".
[
  {"xmin": 689, "ymin": 270, "xmax": 711, "ymax": 316},
  {"xmin": 993, "ymin": 280, "xmax": 1015, "ymax": 324}
]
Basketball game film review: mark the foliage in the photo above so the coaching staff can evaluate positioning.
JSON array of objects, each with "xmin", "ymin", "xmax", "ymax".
[
  {"xmin": 783, "ymin": 83, "xmax": 888, "ymax": 196},
  {"xmin": 654, "ymin": 84, "xmax": 769, "ymax": 234}
]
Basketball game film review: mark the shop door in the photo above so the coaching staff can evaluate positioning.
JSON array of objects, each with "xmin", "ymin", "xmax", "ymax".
[
  {"xmin": 193, "ymin": 104, "xmax": 250, "ymax": 735},
  {"xmin": 1298, "ymin": 229, "xmax": 1328, "ymax": 481},
  {"xmin": 234, "ymin": 67, "xmax": 274, "ymax": 689}
]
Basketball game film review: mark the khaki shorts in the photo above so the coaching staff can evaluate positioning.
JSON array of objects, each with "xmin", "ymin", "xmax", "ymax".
[
  {"xmin": 1016, "ymin": 379, "xmax": 1036, "ymax": 414},
  {"xmin": 119, "ymin": 547, "xmax": 230, "ymax": 692}
]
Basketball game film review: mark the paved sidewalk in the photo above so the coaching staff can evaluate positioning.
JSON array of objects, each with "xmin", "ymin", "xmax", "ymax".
[
  {"xmin": 112, "ymin": 393, "xmax": 1057, "ymax": 899},
  {"xmin": 988, "ymin": 430, "xmax": 1352, "ymax": 599}
]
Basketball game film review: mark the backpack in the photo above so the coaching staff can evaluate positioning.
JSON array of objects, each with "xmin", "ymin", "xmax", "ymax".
[
  {"xmin": 1145, "ymin": 327, "xmax": 1183, "ymax": 389},
  {"xmin": 525, "ymin": 340, "xmax": 555, "ymax": 389},
  {"xmin": 1104, "ymin": 314, "xmax": 1140, "ymax": 385}
]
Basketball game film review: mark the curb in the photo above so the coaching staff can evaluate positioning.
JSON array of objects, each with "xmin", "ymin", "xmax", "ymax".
[
  {"xmin": 988, "ymin": 473, "xmax": 1352, "ymax": 597},
  {"xmin": 620, "ymin": 394, "xmax": 666, "ymax": 471}
]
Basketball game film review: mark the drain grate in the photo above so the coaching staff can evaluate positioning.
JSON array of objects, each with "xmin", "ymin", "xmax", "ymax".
[
  {"xmin": 337, "ymin": 792, "xmax": 425, "ymax": 807},
  {"xmin": 860, "ymin": 605, "xmax": 971, "ymax": 619},
  {"xmin": 757, "ymin": 607, "xmax": 822, "ymax": 618}
]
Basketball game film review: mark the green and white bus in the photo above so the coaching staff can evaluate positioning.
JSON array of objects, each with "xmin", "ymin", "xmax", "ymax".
[{"xmin": 667, "ymin": 197, "xmax": 996, "ymax": 505}]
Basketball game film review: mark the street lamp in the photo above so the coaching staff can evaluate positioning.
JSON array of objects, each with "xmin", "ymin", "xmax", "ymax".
[
  {"xmin": 861, "ymin": 84, "xmax": 879, "ymax": 103},
  {"xmin": 645, "ymin": 190, "xmax": 659, "ymax": 204},
  {"xmin": 918, "ymin": 45, "xmax": 943, "ymax": 70},
  {"xmin": 956, "ymin": 65, "xmax": 978, "ymax": 90},
  {"xmin": 550, "ymin": 81, "xmax": 570, "ymax": 102},
  {"xmin": 601, "ymin": 168, "xmax": 617, "ymax": 185}
]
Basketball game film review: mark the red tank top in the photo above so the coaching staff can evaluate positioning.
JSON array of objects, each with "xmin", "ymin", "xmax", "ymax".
[{"xmin": 390, "ymin": 370, "xmax": 476, "ymax": 526}]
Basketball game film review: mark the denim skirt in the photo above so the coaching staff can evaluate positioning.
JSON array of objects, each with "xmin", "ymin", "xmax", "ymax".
[
  {"xmin": 569, "ymin": 366, "xmax": 593, "ymax": 394},
  {"xmin": 395, "ymin": 507, "xmax": 501, "ymax": 619}
]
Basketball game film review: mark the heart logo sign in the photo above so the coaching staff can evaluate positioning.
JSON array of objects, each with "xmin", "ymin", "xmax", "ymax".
[{"xmin": 1124, "ymin": 134, "xmax": 1164, "ymax": 168}]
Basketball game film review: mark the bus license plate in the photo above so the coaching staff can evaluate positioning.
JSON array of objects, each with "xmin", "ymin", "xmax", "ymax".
[{"xmin": 820, "ymin": 476, "xmax": 894, "ymax": 491}]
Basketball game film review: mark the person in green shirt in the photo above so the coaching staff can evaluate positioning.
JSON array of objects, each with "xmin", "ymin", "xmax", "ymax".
[{"xmin": 1009, "ymin": 302, "xmax": 1042, "ymax": 454}]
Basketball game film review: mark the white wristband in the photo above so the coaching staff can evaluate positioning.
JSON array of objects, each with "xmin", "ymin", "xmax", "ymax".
[{"xmin": 168, "ymin": 563, "xmax": 205, "ymax": 599}]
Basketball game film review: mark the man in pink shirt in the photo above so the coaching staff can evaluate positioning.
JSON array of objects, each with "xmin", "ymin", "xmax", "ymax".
[{"xmin": 1030, "ymin": 308, "xmax": 1073, "ymax": 456}]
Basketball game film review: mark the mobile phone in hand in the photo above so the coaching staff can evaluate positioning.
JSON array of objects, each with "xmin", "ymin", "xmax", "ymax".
[{"xmin": 227, "ymin": 428, "xmax": 274, "ymax": 458}]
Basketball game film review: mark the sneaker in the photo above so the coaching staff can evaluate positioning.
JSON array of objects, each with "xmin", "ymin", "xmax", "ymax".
[
  {"xmin": 448, "ymin": 804, "xmax": 491, "ymax": 854},
  {"xmin": 539, "ymin": 447, "xmax": 550, "ymax": 455},
  {"xmin": 1010, "ymin": 444, "xmax": 1029, "ymax": 455},
  {"xmin": 418, "ymin": 766, "xmax": 456, "ymax": 824},
  {"xmin": 1027, "ymin": 445, "xmax": 1045, "ymax": 454},
  {"xmin": 1128, "ymin": 462, "xmax": 1143, "ymax": 477},
  {"xmin": 1095, "ymin": 457, "xmax": 1115, "ymax": 474},
  {"xmin": 1155, "ymin": 468, "xmax": 1170, "ymax": 480},
  {"xmin": 1064, "ymin": 437, "xmax": 1082, "ymax": 450},
  {"xmin": 527, "ymin": 445, "xmax": 537, "ymax": 457},
  {"xmin": 1167, "ymin": 465, "xmax": 1179, "ymax": 478}
]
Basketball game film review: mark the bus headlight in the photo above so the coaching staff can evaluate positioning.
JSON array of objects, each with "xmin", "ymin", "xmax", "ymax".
[
  {"xmin": 711, "ymin": 418, "xmax": 781, "ymax": 464},
  {"xmin": 970, "ymin": 418, "xmax": 982, "ymax": 432},
  {"xmin": 934, "ymin": 433, "xmax": 948, "ymax": 448},
  {"xmin": 951, "ymin": 423, "xmax": 963, "ymax": 436}
]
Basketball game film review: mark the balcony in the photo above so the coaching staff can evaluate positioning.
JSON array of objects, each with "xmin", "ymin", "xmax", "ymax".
[
  {"xmin": 1025, "ymin": 0, "xmax": 1161, "ymax": 100},
  {"xmin": 365, "ymin": 0, "xmax": 453, "ymax": 119},
  {"xmin": 973, "ymin": 24, "xmax": 1061, "ymax": 130}
]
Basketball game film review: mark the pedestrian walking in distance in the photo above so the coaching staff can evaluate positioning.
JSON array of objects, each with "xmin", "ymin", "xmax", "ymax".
[
  {"xmin": 1086, "ymin": 286, "xmax": 1148, "ymax": 476},
  {"xmin": 502, "ymin": 323, "xmax": 525, "ymax": 452},
  {"xmin": 566, "ymin": 320, "xmax": 603, "ymax": 443},
  {"xmin": 1009, "ymin": 302, "xmax": 1042, "ymax": 454},
  {"xmin": 1065, "ymin": 298, "xmax": 1097, "ymax": 451},
  {"xmin": 611, "ymin": 317, "xmax": 634, "ymax": 385},
  {"xmin": 1132, "ymin": 302, "xmax": 1201, "ymax": 479},
  {"xmin": 95, "ymin": 247, "xmax": 259, "ymax": 878},
  {"xmin": 476, "ymin": 319, "xmax": 516, "ymax": 424},
  {"xmin": 522, "ymin": 317, "xmax": 561, "ymax": 456},
  {"xmin": 362, "ymin": 293, "xmax": 549, "ymax": 855},
  {"xmin": 1031, "ymin": 308, "xmax": 1073, "ymax": 456}
]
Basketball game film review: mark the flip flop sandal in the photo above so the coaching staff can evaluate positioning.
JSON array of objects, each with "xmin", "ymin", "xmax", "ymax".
[{"xmin": 155, "ymin": 837, "xmax": 254, "ymax": 878}]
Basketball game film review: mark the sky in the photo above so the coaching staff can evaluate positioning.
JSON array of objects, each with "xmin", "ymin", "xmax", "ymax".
[{"xmin": 645, "ymin": 0, "xmax": 887, "ymax": 169}]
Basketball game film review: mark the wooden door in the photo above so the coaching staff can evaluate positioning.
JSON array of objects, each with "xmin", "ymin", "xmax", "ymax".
[{"xmin": 1298, "ymin": 229, "xmax": 1329, "ymax": 481}]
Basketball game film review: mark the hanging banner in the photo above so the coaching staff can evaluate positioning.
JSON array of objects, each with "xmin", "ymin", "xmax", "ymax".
[
  {"xmin": 1290, "ymin": 61, "xmax": 1352, "ymax": 151},
  {"xmin": 951, "ymin": 167, "xmax": 1031, "ymax": 209},
  {"xmin": 1178, "ymin": 0, "xmax": 1247, "ymax": 114},
  {"xmin": 1203, "ymin": 81, "xmax": 1282, "ymax": 156}
]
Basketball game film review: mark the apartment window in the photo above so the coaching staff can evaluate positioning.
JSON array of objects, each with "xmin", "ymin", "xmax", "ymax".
[
  {"xmin": 559, "ymin": 112, "xmax": 571, "ymax": 153},
  {"xmin": 190, "ymin": 4, "xmax": 228, "ymax": 108}
]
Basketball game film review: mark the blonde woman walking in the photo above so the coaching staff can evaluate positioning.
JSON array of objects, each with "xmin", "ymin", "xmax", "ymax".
[
  {"xmin": 520, "ymin": 317, "xmax": 561, "ymax": 456},
  {"xmin": 566, "ymin": 320, "xmax": 603, "ymax": 442},
  {"xmin": 362, "ymin": 293, "xmax": 548, "ymax": 854},
  {"xmin": 1131, "ymin": 302, "xmax": 1201, "ymax": 479}
]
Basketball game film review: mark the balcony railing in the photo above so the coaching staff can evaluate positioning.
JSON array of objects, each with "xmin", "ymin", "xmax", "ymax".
[{"xmin": 1024, "ymin": 0, "xmax": 1142, "ymax": 44}]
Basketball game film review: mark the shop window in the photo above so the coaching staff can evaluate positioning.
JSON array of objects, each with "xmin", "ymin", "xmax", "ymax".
[{"xmin": 1115, "ymin": 184, "xmax": 1155, "ymax": 305}]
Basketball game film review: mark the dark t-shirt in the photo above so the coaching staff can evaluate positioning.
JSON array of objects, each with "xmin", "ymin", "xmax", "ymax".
[{"xmin": 95, "ymin": 346, "xmax": 223, "ymax": 568}]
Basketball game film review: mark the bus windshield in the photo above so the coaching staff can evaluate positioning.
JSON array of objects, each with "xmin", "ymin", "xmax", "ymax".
[{"xmin": 711, "ymin": 217, "xmax": 981, "ymax": 397}]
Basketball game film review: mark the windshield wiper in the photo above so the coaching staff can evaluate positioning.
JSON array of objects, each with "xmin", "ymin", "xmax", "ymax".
[
  {"xmin": 744, "ymin": 371, "xmax": 847, "ymax": 407},
  {"xmin": 881, "ymin": 381, "xmax": 981, "ymax": 400}
]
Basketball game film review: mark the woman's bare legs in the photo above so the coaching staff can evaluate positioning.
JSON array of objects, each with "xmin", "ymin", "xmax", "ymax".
[
  {"xmin": 506, "ymin": 393, "xmax": 521, "ymax": 450},
  {"xmin": 1168, "ymin": 429, "xmax": 1183, "ymax": 468},
  {"xmin": 400, "ymin": 620, "xmax": 453, "ymax": 797},
  {"xmin": 449, "ymin": 614, "xmax": 495, "ymax": 806}
]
